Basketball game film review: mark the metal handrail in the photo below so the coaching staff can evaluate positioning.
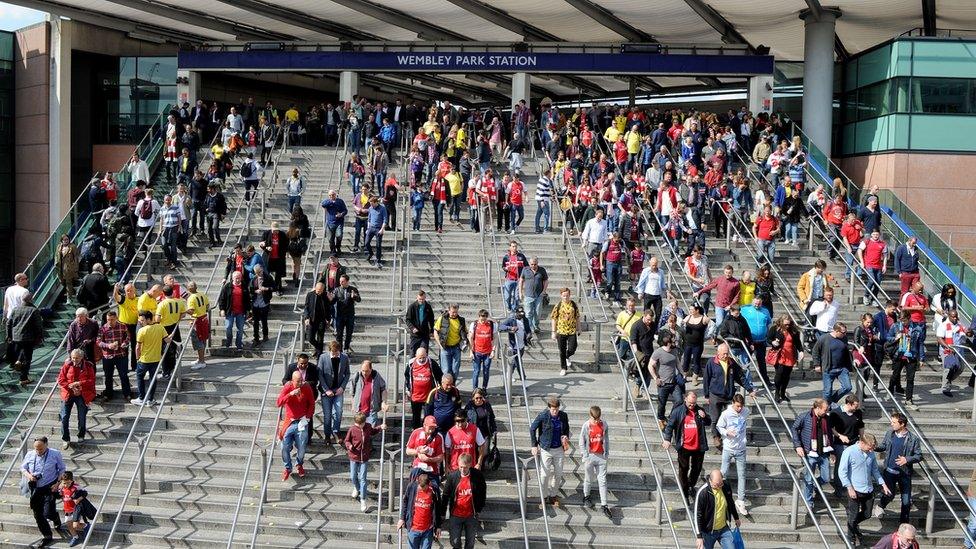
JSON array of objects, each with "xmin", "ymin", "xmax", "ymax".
[
  {"xmin": 605, "ymin": 342, "xmax": 685, "ymax": 547},
  {"xmin": 372, "ymin": 326, "xmax": 403, "ymax": 548},
  {"xmin": 224, "ymin": 324, "xmax": 292, "ymax": 547},
  {"xmin": 391, "ymin": 326, "xmax": 408, "ymax": 549},
  {"xmin": 721, "ymin": 336, "xmax": 852, "ymax": 549},
  {"xmin": 948, "ymin": 345, "xmax": 976, "ymax": 421},
  {"xmin": 497, "ymin": 346, "xmax": 531, "ymax": 549},
  {"xmin": 848, "ymin": 343, "xmax": 976, "ymax": 543},
  {"xmin": 81, "ymin": 136, "xmax": 289, "ymax": 548}
]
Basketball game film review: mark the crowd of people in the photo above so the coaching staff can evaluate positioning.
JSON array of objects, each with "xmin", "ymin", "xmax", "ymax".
[{"xmin": 10, "ymin": 93, "xmax": 971, "ymax": 549}]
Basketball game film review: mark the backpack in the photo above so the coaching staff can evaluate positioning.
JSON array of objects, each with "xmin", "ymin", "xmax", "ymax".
[
  {"xmin": 240, "ymin": 161, "xmax": 254, "ymax": 179},
  {"xmin": 138, "ymin": 199, "xmax": 153, "ymax": 220}
]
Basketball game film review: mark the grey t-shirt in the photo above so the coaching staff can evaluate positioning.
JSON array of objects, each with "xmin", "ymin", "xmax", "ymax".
[
  {"xmin": 520, "ymin": 266, "xmax": 549, "ymax": 298},
  {"xmin": 650, "ymin": 347, "xmax": 680, "ymax": 384}
]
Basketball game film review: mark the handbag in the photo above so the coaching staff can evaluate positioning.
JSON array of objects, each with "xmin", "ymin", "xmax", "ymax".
[
  {"xmin": 485, "ymin": 434, "xmax": 501, "ymax": 472},
  {"xmin": 732, "ymin": 527, "xmax": 746, "ymax": 549},
  {"xmin": 559, "ymin": 196, "xmax": 573, "ymax": 212},
  {"xmin": 764, "ymin": 347, "xmax": 781, "ymax": 368},
  {"xmin": 18, "ymin": 475, "xmax": 32, "ymax": 498}
]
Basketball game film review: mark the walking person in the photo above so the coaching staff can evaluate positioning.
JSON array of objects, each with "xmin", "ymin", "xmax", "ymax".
[
  {"xmin": 830, "ymin": 395, "xmax": 865, "ymax": 496},
  {"xmin": 218, "ymin": 271, "xmax": 250, "ymax": 351},
  {"xmin": 344, "ymin": 411, "xmax": 386, "ymax": 512},
  {"xmin": 468, "ymin": 310, "xmax": 496, "ymax": 392},
  {"xmin": 694, "ymin": 470, "xmax": 742, "ymax": 549},
  {"xmin": 792, "ymin": 398, "xmax": 835, "ymax": 506},
  {"xmin": 397, "ymin": 473, "xmax": 442, "ymax": 549},
  {"xmin": 550, "ymin": 288, "xmax": 581, "ymax": 377},
  {"xmin": 317, "ymin": 341, "xmax": 350, "ymax": 444},
  {"xmin": 321, "ymin": 189, "xmax": 348, "ymax": 256},
  {"xmin": 716, "ymin": 394, "xmax": 750, "ymax": 516},
  {"xmin": 440, "ymin": 453, "xmax": 487, "ymax": 549},
  {"xmin": 248, "ymin": 264, "xmax": 273, "ymax": 346},
  {"xmin": 663, "ymin": 391, "xmax": 711, "ymax": 505},
  {"xmin": 333, "ymin": 275, "xmax": 361, "ymax": 353},
  {"xmin": 95, "ymin": 310, "xmax": 131, "ymax": 402},
  {"xmin": 702, "ymin": 343, "xmax": 755, "ymax": 450},
  {"xmin": 406, "ymin": 347, "xmax": 442, "ymax": 430},
  {"xmin": 21, "ymin": 437, "xmax": 67, "ymax": 546},
  {"xmin": 204, "ymin": 183, "xmax": 227, "ymax": 248},
  {"xmin": 131, "ymin": 311, "xmax": 172, "ymax": 407},
  {"xmin": 434, "ymin": 304, "xmax": 467, "ymax": 382},
  {"xmin": 519, "ymin": 258, "xmax": 548, "ymax": 335},
  {"xmin": 277, "ymin": 370, "xmax": 315, "ymax": 481},
  {"xmin": 839, "ymin": 433, "xmax": 891, "ymax": 545},
  {"xmin": 578, "ymin": 405, "xmax": 613, "ymax": 519},
  {"xmin": 874, "ymin": 412, "xmax": 922, "ymax": 525},
  {"xmin": 530, "ymin": 396, "xmax": 570, "ymax": 508},
  {"xmin": 813, "ymin": 322, "xmax": 854, "ymax": 406},
  {"xmin": 350, "ymin": 360, "xmax": 389, "ymax": 427},
  {"xmin": 56, "ymin": 349, "xmax": 96, "ymax": 449},
  {"xmin": 9, "ymin": 292, "xmax": 44, "ymax": 386},
  {"xmin": 406, "ymin": 290, "xmax": 435, "ymax": 355}
]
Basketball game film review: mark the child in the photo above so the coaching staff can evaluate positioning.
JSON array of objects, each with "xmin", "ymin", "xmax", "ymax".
[
  {"xmin": 588, "ymin": 255, "xmax": 603, "ymax": 299},
  {"xmin": 344, "ymin": 412, "xmax": 386, "ymax": 513},
  {"xmin": 629, "ymin": 242, "xmax": 645, "ymax": 288},
  {"xmin": 58, "ymin": 472, "xmax": 96, "ymax": 546},
  {"xmin": 410, "ymin": 186, "xmax": 426, "ymax": 231}
]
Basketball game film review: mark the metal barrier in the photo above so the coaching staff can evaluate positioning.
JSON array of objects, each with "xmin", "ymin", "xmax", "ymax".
[{"xmin": 79, "ymin": 136, "xmax": 289, "ymax": 548}]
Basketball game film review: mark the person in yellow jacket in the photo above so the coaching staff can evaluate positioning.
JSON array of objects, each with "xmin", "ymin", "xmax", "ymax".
[{"xmin": 796, "ymin": 259, "xmax": 834, "ymax": 313}]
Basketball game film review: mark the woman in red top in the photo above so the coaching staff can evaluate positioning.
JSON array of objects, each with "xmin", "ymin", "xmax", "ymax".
[
  {"xmin": 430, "ymin": 175, "xmax": 448, "ymax": 233},
  {"xmin": 766, "ymin": 315, "xmax": 805, "ymax": 402},
  {"xmin": 57, "ymin": 349, "xmax": 97, "ymax": 448}
]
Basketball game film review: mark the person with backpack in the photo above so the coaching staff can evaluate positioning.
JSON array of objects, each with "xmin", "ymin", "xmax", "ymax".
[
  {"xmin": 240, "ymin": 153, "xmax": 262, "ymax": 202},
  {"xmin": 134, "ymin": 188, "xmax": 160, "ymax": 248},
  {"xmin": 550, "ymin": 288, "xmax": 581, "ymax": 377}
]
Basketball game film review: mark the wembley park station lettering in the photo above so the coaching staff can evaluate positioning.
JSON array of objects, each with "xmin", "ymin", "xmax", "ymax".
[{"xmin": 395, "ymin": 54, "xmax": 538, "ymax": 68}]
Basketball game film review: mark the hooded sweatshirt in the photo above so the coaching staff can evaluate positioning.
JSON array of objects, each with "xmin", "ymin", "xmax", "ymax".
[{"xmin": 716, "ymin": 403, "xmax": 749, "ymax": 453}]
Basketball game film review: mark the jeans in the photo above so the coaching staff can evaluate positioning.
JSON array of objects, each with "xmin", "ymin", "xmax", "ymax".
[
  {"xmin": 964, "ymin": 496, "xmax": 976, "ymax": 548},
  {"xmin": 803, "ymin": 454, "xmax": 831, "ymax": 504},
  {"xmin": 880, "ymin": 469, "xmax": 913, "ymax": 524},
  {"xmin": 503, "ymin": 280, "xmax": 519, "ymax": 312},
  {"xmin": 864, "ymin": 268, "xmax": 883, "ymax": 301},
  {"xmin": 162, "ymin": 226, "xmax": 180, "ymax": 264},
  {"xmin": 135, "ymin": 361, "xmax": 159, "ymax": 401},
  {"xmin": 60, "ymin": 395, "xmax": 88, "ymax": 442},
  {"xmin": 281, "ymin": 420, "xmax": 309, "ymax": 471},
  {"xmin": 102, "ymin": 356, "xmax": 131, "ymax": 398},
  {"xmin": 757, "ymin": 238, "xmax": 775, "ymax": 262},
  {"xmin": 350, "ymin": 460, "xmax": 368, "ymax": 499},
  {"xmin": 206, "ymin": 213, "xmax": 222, "ymax": 245},
  {"xmin": 605, "ymin": 262, "xmax": 622, "ymax": 301},
  {"xmin": 433, "ymin": 201, "xmax": 445, "ymax": 231},
  {"xmin": 353, "ymin": 218, "xmax": 367, "ymax": 249},
  {"xmin": 656, "ymin": 382, "xmax": 683, "ymax": 421},
  {"xmin": 412, "ymin": 207, "xmax": 423, "ymax": 230},
  {"xmin": 539, "ymin": 447, "xmax": 565, "ymax": 498},
  {"xmin": 448, "ymin": 515, "xmax": 477, "ymax": 549},
  {"xmin": 321, "ymin": 393, "xmax": 344, "ymax": 437},
  {"xmin": 288, "ymin": 195, "xmax": 301, "ymax": 213},
  {"xmin": 509, "ymin": 204, "xmax": 524, "ymax": 230},
  {"xmin": 822, "ymin": 368, "xmax": 852, "ymax": 405},
  {"xmin": 714, "ymin": 306, "xmax": 728, "ymax": 329},
  {"xmin": 721, "ymin": 448, "xmax": 747, "ymax": 501},
  {"xmin": 449, "ymin": 195, "xmax": 462, "ymax": 222},
  {"xmin": 785, "ymin": 222, "xmax": 798, "ymax": 242},
  {"xmin": 225, "ymin": 313, "xmax": 246, "ymax": 348},
  {"xmin": 350, "ymin": 174, "xmax": 363, "ymax": 195},
  {"xmin": 535, "ymin": 200, "xmax": 551, "ymax": 232},
  {"xmin": 440, "ymin": 345, "xmax": 461, "ymax": 380},
  {"xmin": 365, "ymin": 226, "xmax": 383, "ymax": 263},
  {"xmin": 682, "ymin": 344, "xmax": 705, "ymax": 376},
  {"xmin": 407, "ymin": 529, "xmax": 434, "ymax": 549},
  {"xmin": 326, "ymin": 224, "xmax": 344, "ymax": 253},
  {"xmin": 523, "ymin": 295, "xmax": 541, "ymax": 331},
  {"xmin": 472, "ymin": 352, "xmax": 492, "ymax": 390},
  {"xmin": 844, "ymin": 250, "xmax": 862, "ymax": 280},
  {"xmin": 702, "ymin": 526, "xmax": 735, "ymax": 549},
  {"xmin": 583, "ymin": 454, "xmax": 609, "ymax": 506}
]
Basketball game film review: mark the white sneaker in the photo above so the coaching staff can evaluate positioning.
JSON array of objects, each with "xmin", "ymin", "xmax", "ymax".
[
  {"xmin": 566, "ymin": 359, "xmax": 572, "ymax": 369},
  {"xmin": 129, "ymin": 398, "xmax": 144, "ymax": 406},
  {"xmin": 360, "ymin": 499, "xmax": 368, "ymax": 512},
  {"xmin": 145, "ymin": 399, "xmax": 158, "ymax": 406},
  {"xmin": 190, "ymin": 362, "xmax": 207, "ymax": 370},
  {"xmin": 351, "ymin": 488, "xmax": 359, "ymax": 499},
  {"xmin": 559, "ymin": 369, "xmax": 567, "ymax": 377},
  {"xmin": 873, "ymin": 504, "xmax": 884, "ymax": 518},
  {"xmin": 511, "ymin": 374, "xmax": 519, "ymax": 384},
  {"xmin": 735, "ymin": 499, "xmax": 749, "ymax": 516}
]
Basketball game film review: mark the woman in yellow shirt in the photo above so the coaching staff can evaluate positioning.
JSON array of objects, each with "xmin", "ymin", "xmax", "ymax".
[{"xmin": 738, "ymin": 270, "xmax": 756, "ymax": 306}]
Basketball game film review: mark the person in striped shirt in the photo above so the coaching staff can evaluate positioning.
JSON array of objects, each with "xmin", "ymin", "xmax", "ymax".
[
  {"xmin": 535, "ymin": 168, "xmax": 554, "ymax": 234},
  {"xmin": 158, "ymin": 194, "xmax": 185, "ymax": 269}
]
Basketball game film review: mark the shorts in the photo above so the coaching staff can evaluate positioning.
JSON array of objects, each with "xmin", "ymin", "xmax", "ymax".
[{"xmin": 190, "ymin": 324, "xmax": 207, "ymax": 351}]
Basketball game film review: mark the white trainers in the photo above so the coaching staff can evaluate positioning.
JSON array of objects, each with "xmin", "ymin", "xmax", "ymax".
[
  {"xmin": 873, "ymin": 504, "xmax": 885, "ymax": 518},
  {"xmin": 559, "ymin": 369, "xmax": 567, "ymax": 377},
  {"xmin": 360, "ymin": 499, "xmax": 368, "ymax": 512},
  {"xmin": 351, "ymin": 488, "xmax": 359, "ymax": 499},
  {"xmin": 566, "ymin": 359, "xmax": 572, "ymax": 369},
  {"xmin": 735, "ymin": 499, "xmax": 749, "ymax": 516},
  {"xmin": 190, "ymin": 362, "xmax": 207, "ymax": 370},
  {"xmin": 129, "ymin": 398, "xmax": 144, "ymax": 406},
  {"xmin": 145, "ymin": 399, "xmax": 158, "ymax": 406}
]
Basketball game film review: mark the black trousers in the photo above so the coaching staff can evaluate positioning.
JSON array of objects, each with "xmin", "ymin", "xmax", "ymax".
[
  {"xmin": 161, "ymin": 324, "xmax": 181, "ymax": 376},
  {"xmin": 846, "ymin": 490, "xmax": 874, "ymax": 538},
  {"xmin": 890, "ymin": 357, "xmax": 917, "ymax": 400},
  {"xmin": 13, "ymin": 341, "xmax": 35, "ymax": 382},
  {"xmin": 753, "ymin": 341, "xmax": 769, "ymax": 385},
  {"xmin": 308, "ymin": 320, "xmax": 327, "ymax": 355},
  {"xmin": 409, "ymin": 334, "xmax": 430, "ymax": 355},
  {"xmin": 125, "ymin": 322, "xmax": 138, "ymax": 372},
  {"xmin": 207, "ymin": 213, "xmax": 222, "ymax": 245},
  {"xmin": 677, "ymin": 449, "xmax": 705, "ymax": 498},
  {"xmin": 774, "ymin": 364, "xmax": 794, "ymax": 399},
  {"xmin": 253, "ymin": 306, "xmax": 269, "ymax": 341},
  {"xmin": 29, "ymin": 483, "xmax": 60, "ymax": 539},
  {"xmin": 643, "ymin": 294, "xmax": 663, "ymax": 320},
  {"xmin": 556, "ymin": 334, "xmax": 577, "ymax": 371},
  {"xmin": 410, "ymin": 401, "xmax": 425, "ymax": 430}
]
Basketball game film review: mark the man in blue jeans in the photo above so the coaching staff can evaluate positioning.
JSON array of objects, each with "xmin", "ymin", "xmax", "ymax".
[
  {"xmin": 501, "ymin": 241, "xmax": 527, "ymax": 313},
  {"xmin": 519, "ymin": 258, "xmax": 548, "ymax": 334},
  {"xmin": 320, "ymin": 189, "xmax": 347, "ymax": 255},
  {"xmin": 364, "ymin": 196, "xmax": 387, "ymax": 268},
  {"xmin": 694, "ymin": 469, "xmax": 741, "ymax": 549},
  {"xmin": 875, "ymin": 412, "xmax": 922, "ymax": 525},
  {"xmin": 433, "ymin": 305, "xmax": 466, "ymax": 381},
  {"xmin": 132, "ymin": 311, "xmax": 173, "ymax": 406},
  {"xmin": 397, "ymin": 473, "xmax": 441, "ymax": 549},
  {"xmin": 812, "ymin": 323, "xmax": 853, "ymax": 406},
  {"xmin": 218, "ymin": 271, "xmax": 250, "ymax": 350},
  {"xmin": 316, "ymin": 341, "xmax": 349, "ymax": 444},
  {"xmin": 278, "ymin": 370, "xmax": 314, "ymax": 481},
  {"xmin": 792, "ymin": 398, "xmax": 835, "ymax": 505}
]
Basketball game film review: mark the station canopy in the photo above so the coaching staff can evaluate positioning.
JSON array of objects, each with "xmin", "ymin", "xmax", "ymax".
[{"xmin": 13, "ymin": 0, "xmax": 976, "ymax": 99}]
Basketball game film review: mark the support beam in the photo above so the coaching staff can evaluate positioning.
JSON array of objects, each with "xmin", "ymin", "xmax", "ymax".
[
  {"xmin": 49, "ymin": 16, "xmax": 71, "ymax": 230},
  {"xmin": 562, "ymin": 0, "xmax": 656, "ymax": 42},
  {"xmin": 800, "ymin": 7, "xmax": 840, "ymax": 153},
  {"xmin": 440, "ymin": 0, "xmax": 561, "ymax": 41},
  {"xmin": 537, "ymin": 74, "xmax": 606, "ymax": 97},
  {"xmin": 339, "ymin": 71, "xmax": 359, "ymax": 105},
  {"xmin": 747, "ymin": 75, "xmax": 774, "ymax": 115},
  {"xmin": 212, "ymin": 0, "xmax": 378, "ymax": 40},
  {"xmin": 512, "ymin": 73, "xmax": 531, "ymax": 110},
  {"xmin": 327, "ymin": 0, "xmax": 465, "ymax": 41},
  {"xmin": 680, "ymin": 0, "xmax": 755, "ymax": 50},
  {"xmin": 922, "ymin": 0, "xmax": 937, "ymax": 37},
  {"xmin": 804, "ymin": 0, "xmax": 849, "ymax": 61},
  {"xmin": 101, "ymin": 0, "xmax": 283, "ymax": 41}
]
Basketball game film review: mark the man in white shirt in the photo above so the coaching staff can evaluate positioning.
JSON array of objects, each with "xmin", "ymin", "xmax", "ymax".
[
  {"xmin": 634, "ymin": 257, "xmax": 669, "ymax": 320},
  {"xmin": 226, "ymin": 107, "xmax": 243, "ymax": 134},
  {"xmin": 4, "ymin": 272, "xmax": 29, "ymax": 321},
  {"xmin": 127, "ymin": 153, "xmax": 150, "ymax": 184},
  {"xmin": 134, "ymin": 188, "xmax": 161, "ymax": 246},
  {"xmin": 580, "ymin": 208, "xmax": 608, "ymax": 258},
  {"xmin": 808, "ymin": 288, "xmax": 840, "ymax": 335}
]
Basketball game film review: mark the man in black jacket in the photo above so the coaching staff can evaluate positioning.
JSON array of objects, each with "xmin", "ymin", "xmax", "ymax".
[
  {"xmin": 440, "ymin": 453, "xmax": 486, "ymax": 549},
  {"xmin": 333, "ymin": 274, "xmax": 361, "ymax": 353},
  {"xmin": 282, "ymin": 353, "xmax": 320, "ymax": 398},
  {"xmin": 694, "ymin": 469, "xmax": 740, "ymax": 548},
  {"xmin": 188, "ymin": 172, "xmax": 208, "ymax": 236},
  {"xmin": 76, "ymin": 263, "xmax": 112, "ymax": 312},
  {"xmin": 204, "ymin": 183, "xmax": 228, "ymax": 248},
  {"xmin": 406, "ymin": 290, "xmax": 435, "ymax": 355},
  {"xmin": 663, "ymin": 391, "xmax": 712, "ymax": 505},
  {"xmin": 303, "ymin": 282, "xmax": 331, "ymax": 357},
  {"xmin": 718, "ymin": 304, "xmax": 753, "ymax": 367},
  {"xmin": 9, "ymin": 292, "xmax": 43, "ymax": 385}
]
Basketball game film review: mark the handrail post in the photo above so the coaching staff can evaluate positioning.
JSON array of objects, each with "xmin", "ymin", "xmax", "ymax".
[
  {"xmin": 849, "ymin": 269, "xmax": 855, "ymax": 306},
  {"xmin": 808, "ymin": 219, "xmax": 815, "ymax": 251},
  {"xmin": 593, "ymin": 323, "xmax": 602, "ymax": 372},
  {"xmin": 387, "ymin": 448, "xmax": 401, "ymax": 512},
  {"xmin": 926, "ymin": 487, "xmax": 936, "ymax": 535},
  {"xmin": 260, "ymin": 444, "xmax": 269, "ymax": 504},
  {"xmin": 654, "ymin": 485, "xmax": 664, "ymax": 525},
  {"xmin": 790, "ymin": 479, "xmax": 800, "ymax": 528},
  {"xmin": 137, "ymin": 436, "xmax": 147, "ymax": 495}
]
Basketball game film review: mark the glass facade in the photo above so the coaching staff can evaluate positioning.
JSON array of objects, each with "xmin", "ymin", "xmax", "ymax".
[
  {"xmin": 0, "ymin": 31, "xmax": 13, "ymax": 280},
  {"xmin": 99, "ymin": 56, "xmax": 176, "ymax": 144},
  {"xmin": 839, "ymin": 38, "xmax": 976, "ymax": 155}
]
